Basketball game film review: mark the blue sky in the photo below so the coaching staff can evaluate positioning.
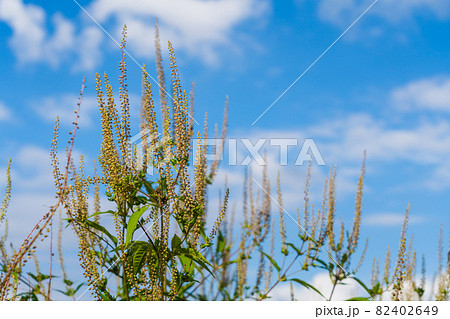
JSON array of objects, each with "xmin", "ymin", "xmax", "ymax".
[{"xmin": 1, "ymin": 0, "xmax": 450, "ymax": 299}]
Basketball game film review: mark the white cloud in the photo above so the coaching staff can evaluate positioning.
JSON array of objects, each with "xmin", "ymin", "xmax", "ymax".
[
  {"xmin": 0, "ymin": 0, "xmax": 102, "ymax": 70},
  {"xmin": 0, "ymin": 0, "xmax": 74, "ymax": 67},
  {"xmin": 33, "ymin": 94, "xmax": 98, "ymax": 128},
  {"xmin": 378, "ymin": 276, "xmax": 443, "ymax": 301},
  {"xmin": 209, "ymin": 107, "xmax": 450, "ymax": 216},
  {"xmin": 206, "ymin": 134, "xmax": 330, "ymax": 216},
  {"xmin": 88, "ymin": 0, "xmax": 269, "ymax": 64},
  {"xmin": 10, "ymin": 145, "xmax": 54, "ymax": 192},
  {"xmin": 39, "ymin": 93, "xmax": 98, "ymax": 128},
  {"xmin": 425, "ymin": 164, "xmax": 450, "ymax": 190},
  {"xmin": 311, "ymin": 113, "xmax": 450, "ymax": 165},
  {"xmin": 392, "ymin": 76, "xmax": 450, "ymax": 112},
  {"xmin": 269, "ymin": 272, "xmax": 365, "ymax": 300},
  {"xmin": 0, "ymin": 0, "xmax": 46, "ymax": 62},
  {"xmin": 318, "ymin": 0, "xmax": 450, "ymax": 28},
  {"xmin": 33, "ymin": 91, "xmax": 144, "ymax": 130},
  {"xmin": 0, "ymin": 101, "xmax": 12, "ymax": 121},
  {"xmin": 3, "ymin": 145, "xmax": 86, "ymax": 196},
  {"xmin": 310, "ymin": 113, "xmax": 450, "ymax": 191},
  {"xmin": 74, "ymin": 26, "xmax": 104, "ymax": 72},
  {"xmin": 377, "ymin": 0, "xmax": 450, "ymax": 22},
  {"xmin": 0, "ymin": 190, "xmax": 114, "ymax": 295},
  {"xmin": 364, "ymin": 213, "xmax": 423, "ymax": 226},
  {"xmin": 0, "ymin": 0, "xmax": 268, "ymax": 69}
]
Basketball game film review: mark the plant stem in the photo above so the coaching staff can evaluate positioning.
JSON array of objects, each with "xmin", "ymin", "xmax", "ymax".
[{"xmin": 257, "ymin": 254, "xmax": 300, "ymax": 301}]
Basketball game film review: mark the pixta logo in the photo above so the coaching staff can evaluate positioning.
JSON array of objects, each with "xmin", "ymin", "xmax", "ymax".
[{"xmin": 193, "ymin": 138, "xmax": 325, "ymax": 166}]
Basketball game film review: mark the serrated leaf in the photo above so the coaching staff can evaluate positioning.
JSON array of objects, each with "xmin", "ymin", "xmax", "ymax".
[
  {"xmin": 131, "ymin": 241, "xmax": 150, "ymax": 275},
  {"xmin": 178, "ymin": 248, "xmax": 214, "ymax": 277}
]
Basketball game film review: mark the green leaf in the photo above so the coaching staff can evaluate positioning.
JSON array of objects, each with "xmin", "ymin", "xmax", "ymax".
[
  {"xmin": 179, "ymin": 248, "xmax": 214, "ymax": 277},
  {"xmin": 346, "ymin": 297, "xmax": 372, "ymax": 301},
  {"xmin": 200, "ymin": 242, "xmax": 213, "ymax": 249},
  {"xmin": 63, "ymin": 279, "xmax": 73, "ymax": 286},
  {"xmin": 176, "ymin": 281, "xmax": 195, "ymax": 297},
  {"xmin": 415, "ymin": 287, "xmax": 425, "ymax": 297},
  {"xmin": 261, "ymin": 252, "xmax": 280, "ymax": 272},
  {"xmin": 341, "ymin": 253, "xmax": 348, "ymax": 265},
  {"xmin": 171, "ymin": 234, "xmax": 182, "ymax": 250},
  {"xmin": 143, "ymin": 180, "xmax": 155, "ymax": 195},
  {"xmin": 286, "ymin": 242, "xmax": 301, "ymax": 255},
  {"xmin": 131, "ymin": 241, "xmax": 150, "ymax": 275},
  {"xmin": 351, "ymin": 276, "xmax": 374, "ymax": 300},
  {"xmin": 84, "ymin": 219, "xmax": 118, "ymax": 246},
  {"xmin": 179, "ymin": 255, "xmax": 194, "ymax": 275},
  {"xmin": 87, "ymin": 210, "xmax": 115, "ymax": 219},
  {"xmin": 371, "ymin": 282, "xmax": 381, "ymax": 295},
  {"xmin": 28, "ymin": 273, "xmax": 38, "ymax": 282},
  {"xmin": 98, "ymin": 290, "xmax": 115, "ymax": 301},
  {"xmin": 74, "ymin": 283, "xmax": 84, "ymax": 294},
  {"xmin": 28, "ymin": 272, "xmax": 52, "ymax": 283},
  {"xmin": 216, "ymin": 231, "xmax": 226, "ymax": 254},
  {"xmin": 126, "ymin": 205, "xmax": 150, "ymax": 245},
  {"xmin": 313, "ymin": 257, "xmax": 329, "ymax": 270},
  {"xmin": 289, "ymin": 278, "xmax": 325, "ymax": 299}
]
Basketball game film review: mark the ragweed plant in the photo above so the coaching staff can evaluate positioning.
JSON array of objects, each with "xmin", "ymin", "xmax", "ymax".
[
  {"xmin": 0, "ymin": 159, "xmax": 11, "ymax": 223},
  {"xmin": 435, "ymin": 224, "xmax": 449, "ymax": 301},
  {"xmin": 321, "ymin": 157, "xmax": 370, "ymax": 301},
  {"xmin": 0, "ymin": 79, "xmax": 83, "ymax": 300},
  {"xmin": 55, "ymin": 25, "xmax": 229, "ymax": 301},
  {"xmin": 356, "ymin": 204, "xmax": 450, "ymax": 301},
  {"xmin": 0, "ymin": 22, "xmax": 449, "ymax": 302}
]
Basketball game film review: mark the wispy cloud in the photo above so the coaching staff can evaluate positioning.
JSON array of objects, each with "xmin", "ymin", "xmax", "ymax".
[
  {"xmin": 317, "ymin": 0, "xmax": 450, "ymax": 28},
  {"xmin": 88, "ymin": 0, "xmax": 270, "ymax": 65},
  {"xmin": 311, "ymin": 113, "xmax": 450, "ymax": 165},
  {"xmin": 364, "ymin": 212, "xmax": 423, "ymax": 226},
  {"xmin": 296, "ymin": 0, "xmax": 450, "ymax": 42},
  {"xmin": 0, "ymin": 0, "xmax": 269, "ymax": 69},
  {"xmin": 0, "ymin": 101, "xmax": 12, "ymax": 121},
  {"xmin": 0, "ymin": 0, "xmax": 72, "ymax": 66},
  {"xmin": 33, "ymin": 94, "xmax": 98, "ymax": 128},
  {"xmin": 73, "ymin": 26, "xmax": 104, "ymax": 72},
  {"xmin": 210, "ymin": 106, "xmax": 450, "ymax": 210},
  {"xmin": 392, "ymin": 76, "xmax": 450, "ymax": 112},
  {"xmin": 11, "ymin": 145, "xmax": 55, "ymax": 192},
  {"xmin": 0, "ymin": 0, "xmax": 104, "ymax": 70},
  {"xmin": 309, "ymin": 113, "xmax": 450, "ymax": 191}
]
